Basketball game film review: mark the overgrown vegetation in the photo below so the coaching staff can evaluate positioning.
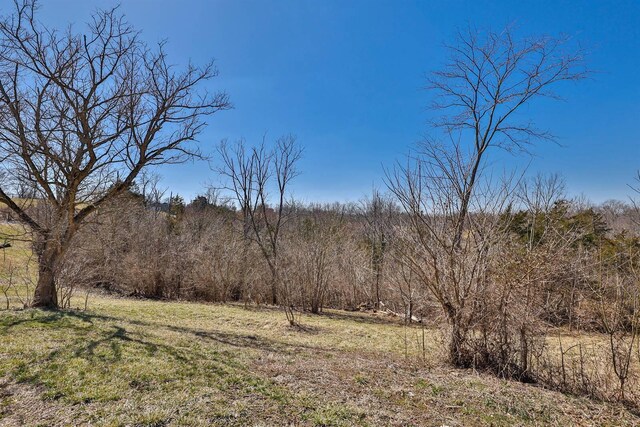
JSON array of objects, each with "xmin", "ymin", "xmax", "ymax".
[{"xmin": 1, "ymin": 1, "xmax": 639, "ymax": 424}]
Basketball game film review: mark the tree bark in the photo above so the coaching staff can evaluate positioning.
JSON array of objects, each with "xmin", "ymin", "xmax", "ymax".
[
  {"xmin": 445, "ymin": 307, "xmax": 469, "ymax": 367},
  {"xmin": 32, "ymin": 245, "xmax": 59, "ymax": 308},
  {"xmin": 271, "ymin": 278, "xmax": 278, "ymax": 306},
  {"xmin": 449, "ymin": 325, "xmax": 467, "ymax": 367}
]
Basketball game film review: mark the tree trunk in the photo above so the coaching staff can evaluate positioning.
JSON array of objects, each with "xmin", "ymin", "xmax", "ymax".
[
  {"xmin": 271, "ymin": 279, "xmax": 278, "ymax": 306},
  {"xmin": 268, "ymin": 267, "xmax": 278, "ymax": 306},
  {"xmin": 519, "ymin": 325, "xmax": 529, "ymax": 377},
  {"xmin": 449, "ymin": 326, "xmax": 466, "ymax": 366},
  {"xmin": 32, "ymin": 245, "xmax": 59, "ymax": 308},
  {"xmin": 446, "ymin": 309, "xmax": 469, "ymax": 368},
  {"xmin": 311, "ymin": 289, "xmax": 320, "ymax": 314},
  {"xmin": 374, "ymin": 267, "xmax": 381, "ymax": 310}
]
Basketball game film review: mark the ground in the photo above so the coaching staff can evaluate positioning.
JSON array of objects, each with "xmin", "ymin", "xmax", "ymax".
[{"xmin": 1, "ymin": 293, "xmax": 638, "ymax": 427}]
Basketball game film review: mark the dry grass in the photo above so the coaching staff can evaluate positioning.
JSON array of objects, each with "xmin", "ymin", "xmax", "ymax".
[
  {"xmin": 1, "ymin": 224, "xmax": 36, "ymax": 310},
  {"xmin": 1, "ymin": 222, "xmax": 639, "ymax": 425},
  {"xmin": 1, "ymin": 294, "xmax": 639, "ymax": 426},
  {"xmin": 0, "ymin": 199, "xmax": 38, "ymax": 209}
]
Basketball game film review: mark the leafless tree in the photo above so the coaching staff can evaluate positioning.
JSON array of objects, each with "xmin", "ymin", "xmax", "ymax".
[
  {"xmin": 388, "ymin": 254, "xmax": 424, "ymax": 323},
  {"xmin": 596, "ymin": 269, "xmax": 640, "ymax": 402},
  {"xmin": 286, "ymin": 204, "xmax": 347, "ymax": 314},
  {"xmin": 0, "ymin": 1, "xmax": 230, "ymax": 307},
  {"xmin": 359, "ymin": 189, "xmax": 396, "ymax": 310},
  {"xmin": 387, "ymin": 150, "xmax": 516, "ymax": 368},
  {"xmin": 428, "ymin": 26, "xmax": 587, "ymax": 249},
  {"xmin": 131, "ymin": 171, "xmax": 166, "ymax": 213},
  {"xmin": 218, "ymin": 135, "xmax": 302, "ymax": 324},
  {"xmin": 387, "ymin": 26, "xmax": 587, "ymax": 371}
]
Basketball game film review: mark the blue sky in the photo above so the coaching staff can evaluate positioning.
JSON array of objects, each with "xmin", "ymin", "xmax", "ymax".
[{"xmin": 17, "ymin": 0, "xmax": 640, "ymax": 203}]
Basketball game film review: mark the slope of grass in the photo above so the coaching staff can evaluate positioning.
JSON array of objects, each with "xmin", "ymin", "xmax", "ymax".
[
  {"xmin": 1, "ymin": 295, "xmax": 638, "ymax": 426},
  {"xmin": 0, "ymin": 223, "xmax": 36, "ymax": 310}
]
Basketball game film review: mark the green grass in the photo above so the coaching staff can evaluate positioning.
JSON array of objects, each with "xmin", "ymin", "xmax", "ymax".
[
  {"xmin": 1, "ymin": 295, "xmax": 639, "ymax": 426},
  {"xmin": 1, "ymin": 223, "xmax": 638, "ymax": 425}
]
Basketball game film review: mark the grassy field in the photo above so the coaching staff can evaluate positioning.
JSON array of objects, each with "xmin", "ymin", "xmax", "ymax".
[
  {"xmin": 1, "ymin": 294, "xmax": 639, "ymax": 426},
  {"xmin": 1, "ymin": 225, "xmax": 639, "ymax": 426}
]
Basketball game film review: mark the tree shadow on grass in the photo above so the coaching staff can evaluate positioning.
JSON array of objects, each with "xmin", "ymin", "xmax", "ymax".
[
  {"xmin": 1, "ymin": 304, "xmax": 374, "ymax": 406},
  {"xmin": 0, "ymin": 309, "xmax": 98, "ymax": 333},
  {"xmin": 54, "ymin": 308, "xmax": 333, "ymax": 356},
  {"xmin": 1, "ymin": 308, "xmax": 332, "ymax": 366},
  {"xmin": 64, "ymin": 325, "xmax": 190, "ymax": 363},
  {"xmin": 316, "ymin": 310, "xmax": 412, "ymax": 327},
  {"xmin": 164, "ymin": 323, "xmax": 332, "ymax": 357},
  {"xmin": 3, "ymin": 311, "xmax": 244, "ymax": 402},
  {"xmin": 236, "ymin": 302, "xmax": 404, "ymax": 327},
  {"xmin": 0, "ymin": 307, "xmax": 368, "ymax": 425},
  {"xmin": 2, "ymin": 310, "xmax": 199, "ymax": 377}
]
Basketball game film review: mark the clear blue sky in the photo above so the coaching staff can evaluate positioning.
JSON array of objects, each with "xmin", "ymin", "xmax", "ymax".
[{"xmin": 14, "ymin": 0, "xmax": 640, "ymax": 203}]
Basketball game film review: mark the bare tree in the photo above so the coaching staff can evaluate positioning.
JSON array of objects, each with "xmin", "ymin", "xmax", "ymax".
[
  {"xmin": 218, "ymin": 135, "xmax": 302, "ymax": 324},
  {"xmin": 0, "ymin": 1, "xmax": 230, "ymax": 307},
  {"xmin": 131, "ymin": 171, "xmax": 167, "ymax": 214},
  {"xmin": 387, "ymin": 152, "xmax": 516, "ymax": 368},
  {"xmin": 387, "ymin": 26, "xmax": 587, "ymax": 370},
  {"xmin": 428, "ymin": 26, "xmax": 587, "ymax": 249},
  {"xmin": 596, "ymin": 269, "xmax": 640, "ymax": 402},
  {"xmin": 287, "ymin": 204, "xmax": 346, "ymax": 314},
  {"xmin": 359, "ymin": 189, "xmax": 396, "ymax": 310}
]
